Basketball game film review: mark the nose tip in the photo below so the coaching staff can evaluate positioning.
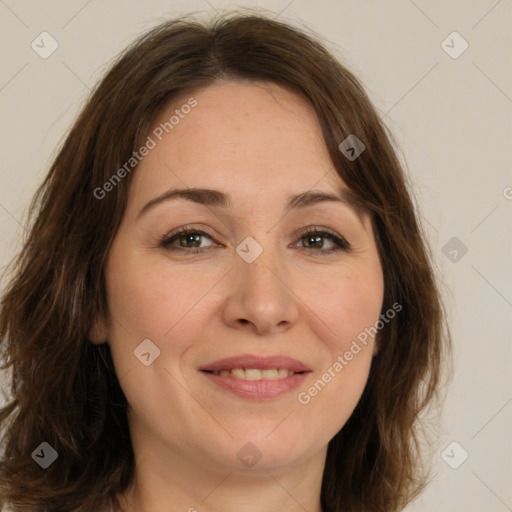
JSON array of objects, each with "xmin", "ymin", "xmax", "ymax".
[{"xmin": 222, "ymin": 245, "xmax": 300, "ymax": 336}]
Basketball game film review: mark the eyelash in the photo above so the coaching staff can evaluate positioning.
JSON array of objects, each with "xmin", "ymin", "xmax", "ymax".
[{"xmin": 160, "ymin": 226, "xmax": 350, "ymax": 256}]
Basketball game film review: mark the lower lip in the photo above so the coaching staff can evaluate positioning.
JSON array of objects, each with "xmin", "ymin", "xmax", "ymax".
[{"xmin": 200, "ymin": 371, "xmax": 310, "ymax": 400}]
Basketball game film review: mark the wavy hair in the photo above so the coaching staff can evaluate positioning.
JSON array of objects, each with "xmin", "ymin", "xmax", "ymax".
[{"xmin": 0, "ymin": 11, "xmax": 449, "ymax": 512}]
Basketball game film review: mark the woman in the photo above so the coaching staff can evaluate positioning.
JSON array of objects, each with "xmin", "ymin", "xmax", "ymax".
[{"xmin": 0, "ymin": 12, "xmax": 449, "ymax": 512}]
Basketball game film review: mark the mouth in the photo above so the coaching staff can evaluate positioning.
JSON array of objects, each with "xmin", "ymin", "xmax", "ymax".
[
  {"xmin": 206, "ymin": 368, "xmax": 300, "ymax": 379},
  {"xmin": 199, "ymin": 354, "xmax": 312, "ymax": 400}
]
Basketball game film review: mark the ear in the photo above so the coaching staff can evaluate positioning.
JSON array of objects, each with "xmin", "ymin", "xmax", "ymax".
[{"xmin": 89, "ymin": 315, "xmax": 108, "ymax": 345}]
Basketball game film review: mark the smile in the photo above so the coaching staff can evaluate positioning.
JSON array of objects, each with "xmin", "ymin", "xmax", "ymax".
[
  {"xmin": 209, "ymin": 368, "xmax": 297, "ymax": 380},
  {"xmin": 199, "ymin": 354, "xmax": 312, "ymax": 400}
]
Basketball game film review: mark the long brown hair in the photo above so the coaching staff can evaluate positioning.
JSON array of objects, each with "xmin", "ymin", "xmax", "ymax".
[{"xmin": 0, "ymin": 11, "xmax": 449, "ymax": 512}]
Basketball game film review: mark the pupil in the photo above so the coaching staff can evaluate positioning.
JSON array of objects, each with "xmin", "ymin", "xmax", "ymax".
[
  {"xmin": 181, "ymin": 234, "xmax": 201, "ymax": 247},
  {"xmin": 307, "ymin": 235, "xmax": 322, "ymax": 248}
]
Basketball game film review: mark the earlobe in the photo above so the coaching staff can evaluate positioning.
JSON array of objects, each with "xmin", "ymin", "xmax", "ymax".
[{"xmin": 89, "ymin": 316, "xmax": 108, "ymax": 345}]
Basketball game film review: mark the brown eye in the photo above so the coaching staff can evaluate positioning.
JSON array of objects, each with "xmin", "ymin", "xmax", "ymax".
[
  {"xmin": 296, "ymin": 228, "xmax": 349, "ymax": 255},
  {"xmin": 161, "ymin": 228, "xmax": 216, "ymax": 253}
]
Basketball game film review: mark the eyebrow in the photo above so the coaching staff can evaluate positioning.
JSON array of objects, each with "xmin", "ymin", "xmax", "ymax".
[{"xmin": 137, "ymin": 187, "xmax": 366, "ymax": 222}]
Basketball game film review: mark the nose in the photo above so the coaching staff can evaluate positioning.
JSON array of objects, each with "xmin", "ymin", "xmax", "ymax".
[{"xmin": 221, "ymin": 244, "xmax": 300, "ymax": 336}]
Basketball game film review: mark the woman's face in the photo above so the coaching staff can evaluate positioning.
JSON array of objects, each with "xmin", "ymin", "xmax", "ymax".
[{"xmin": 93, "ymin": 81, "xmax": 384, "ymax": 473}]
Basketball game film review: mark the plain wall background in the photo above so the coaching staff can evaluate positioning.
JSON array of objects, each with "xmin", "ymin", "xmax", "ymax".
[{"xmin": 0, "ymin": 1, "xmax": 510, "ymax": 510}]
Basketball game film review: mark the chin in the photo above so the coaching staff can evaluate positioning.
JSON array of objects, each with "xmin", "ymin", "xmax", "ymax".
[{"xmin": 206, "ymin": 425, "xmax": 319, "ymax": 472}]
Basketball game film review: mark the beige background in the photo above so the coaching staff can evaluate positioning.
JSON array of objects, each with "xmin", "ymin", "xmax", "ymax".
[{"xmin": 1, "ymin": 1, "xmax": 511, "ymax": 511}]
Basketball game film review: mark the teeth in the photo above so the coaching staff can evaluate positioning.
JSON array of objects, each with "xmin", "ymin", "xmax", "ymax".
[
  {"xmin": 211, "ymin": 368, "xmax": 296, "ymax": 380},
  {"xmin": 261, "ymin": 369, "xmax": 279, "ymax": 380},
  {"xmin": 278, "ymin": 368, "xmax": 288, "ymax": 378},
  {"xmin": 245, "ymin": 369, "xmax": 262, "ymax": 380},
  {"xmin": 231, "ymin": 368, "xmax": 246, "ymax": 379}
]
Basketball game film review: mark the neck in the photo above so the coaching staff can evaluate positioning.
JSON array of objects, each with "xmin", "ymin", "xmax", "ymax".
[{"xmin": 117, "ymin": 440, "xmax": 326, "ymax": 512}]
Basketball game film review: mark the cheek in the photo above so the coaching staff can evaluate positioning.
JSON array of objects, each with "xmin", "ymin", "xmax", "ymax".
[
  {"xmin": 103, "ymin": 244, "xmax": 237, "ymax": 397},
  {"xmin": 295, "ymin": 263, "xmax": 383, "ymax": 429},
  {"xmin": 103, "ymin": 249, "xmax": 219, "ymax": 418},
  {"xmin": 105, "ymin": 244, "xmax": 212, "ymax": 339},
  {"xmin": 303, "ymin": 262, "xmax": 384, "ymax": 350}
]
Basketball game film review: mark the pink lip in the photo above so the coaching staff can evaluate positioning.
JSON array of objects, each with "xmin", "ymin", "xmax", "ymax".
[{"xmin": 199, "ymin": 354, "xmax": 312, "ymax": 400}]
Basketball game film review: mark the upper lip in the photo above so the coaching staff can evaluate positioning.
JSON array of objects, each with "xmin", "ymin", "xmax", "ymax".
[{"xmin": 199, "ymin": 354, "xmax": 312, "ymax": 373}]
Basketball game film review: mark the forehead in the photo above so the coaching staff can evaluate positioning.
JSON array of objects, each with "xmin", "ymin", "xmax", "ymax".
[{"xmin": 130, "ymin": 80, "xmax": 345, "ymax": 207}]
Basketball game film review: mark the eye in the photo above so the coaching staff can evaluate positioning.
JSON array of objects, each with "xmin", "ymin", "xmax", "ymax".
[
  {"xmin": 160, "ymin": 226, "xmax": 217, "ymax": 254},
  {"xmin": 160, "ymin": 226, "xmax": 350, "ymax": 256},
  {"xmin": 294, "ymin": 227, "xmax": 350, "ymax": 255}
]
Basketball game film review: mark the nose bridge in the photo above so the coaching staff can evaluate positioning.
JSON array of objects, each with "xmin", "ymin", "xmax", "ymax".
[
  {"xmin": 224, "ymin": 233, "xmax": 299, "ymax": 334},
  {"xmin": 237, "ymin": 234, "xmax": 285, "ymax": 298}
]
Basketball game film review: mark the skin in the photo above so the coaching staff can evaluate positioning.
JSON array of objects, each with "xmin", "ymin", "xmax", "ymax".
[{"xmin": 90, "ymin": 80, "xmax": 384, "ymax": 512}]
